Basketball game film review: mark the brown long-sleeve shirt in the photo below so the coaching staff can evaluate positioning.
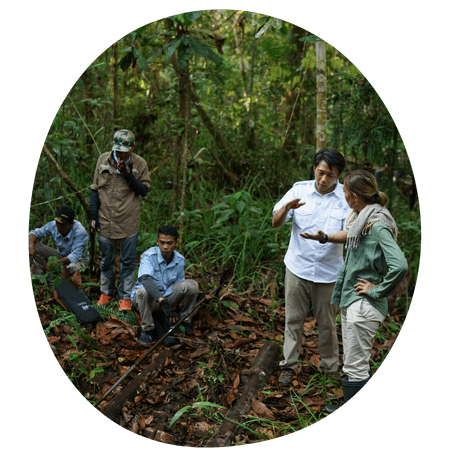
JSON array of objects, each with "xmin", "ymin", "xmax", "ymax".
[{"xmin": 91, "ymin": 151, "xmax": 150, "ymax": 240}]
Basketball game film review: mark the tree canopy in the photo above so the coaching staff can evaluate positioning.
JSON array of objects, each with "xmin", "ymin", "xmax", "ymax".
[{"xmin": 29, "ymin": 10, "xmax": 420, "ymax": 444}]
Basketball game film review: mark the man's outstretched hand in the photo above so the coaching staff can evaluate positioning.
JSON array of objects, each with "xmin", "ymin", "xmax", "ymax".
[{"xmin": 300, "ymin": 229, "xmax": 326, "ymax": 241}]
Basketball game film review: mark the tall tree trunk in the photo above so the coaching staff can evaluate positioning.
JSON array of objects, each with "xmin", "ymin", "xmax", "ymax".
[
  {"xmin": 283, "ymin": 25, "xmax": 308, "ymax": 153},
  {"xmin": 170, "ymin": 64, "xmax": 189, "ymax": 216},
  {"xmin": 316, "ymin": 41, "xmax": 327, "ymax": 151},
  {"xmin": 178, "ymin": 62, "xmax": 191, "ymax": 252},
  {"xmin": 112, "ymin": 43, "xmax": 119, "ymax": 126}
]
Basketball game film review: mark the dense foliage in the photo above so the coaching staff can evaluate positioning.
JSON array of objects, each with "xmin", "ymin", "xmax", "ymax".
[
  {"xmin": 31, "ymin": 9, "xmax": 419, "ymax": 289},
  {"xmin": 30, "ymin": 10, "xmax": 420, "ymax": 443}
]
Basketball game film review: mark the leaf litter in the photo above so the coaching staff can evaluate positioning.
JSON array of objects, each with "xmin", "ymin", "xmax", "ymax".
[{"xmin": 34, "ymin": 268, "xmax": 408, "ymax": 446}]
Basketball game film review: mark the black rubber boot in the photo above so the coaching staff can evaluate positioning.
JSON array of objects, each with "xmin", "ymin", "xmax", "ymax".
[
  {"xmin": 342, "ymin": 376, "xmax": 369, "ymax": 402},
  {"xmin": 324, "ymin": 375, "xmax": 370, "ymax": 413}
]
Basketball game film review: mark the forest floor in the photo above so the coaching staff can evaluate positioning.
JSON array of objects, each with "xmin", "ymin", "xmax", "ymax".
[{"xmin": 34, "ymin": 266, "xmax": 407, "ymax": 446}]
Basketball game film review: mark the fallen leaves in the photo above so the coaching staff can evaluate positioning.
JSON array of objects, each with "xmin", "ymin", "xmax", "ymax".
[
  {"xmin": 252, "ymin": 398, "xmax": 275, "ymax": 419},
  {"xmin": 36, "ymin": 269, "xmax": 405, "ymax": 448}
]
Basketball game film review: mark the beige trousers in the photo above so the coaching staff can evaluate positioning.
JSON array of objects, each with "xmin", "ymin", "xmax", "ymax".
[
  {"xmin": 134, "ymin": 279, "xmax": 198, "ymax": 332},
  {"xmin": 280, "ymin": 268, "xmax": 339, "ymax": 372},
  {"xmin": 341, "ymin": 299, "xmax": 385, "ymax": 381}
]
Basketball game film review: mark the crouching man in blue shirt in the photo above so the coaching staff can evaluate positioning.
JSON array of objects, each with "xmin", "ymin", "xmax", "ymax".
[
  {"xmin": 130, "ymin": 225, "xmax": 198, "ymax": 345},
  {"xmin": 29, "ymin": 205, "xmax": 89, "ymax": 288}
]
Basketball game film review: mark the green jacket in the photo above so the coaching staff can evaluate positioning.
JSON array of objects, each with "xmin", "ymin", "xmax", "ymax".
[{"xmin": 331, "ymin": 221, "xmax": 408, "ymax": 316}]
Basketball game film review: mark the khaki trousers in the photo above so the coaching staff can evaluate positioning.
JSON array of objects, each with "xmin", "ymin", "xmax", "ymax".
[
  {"xmin": 341, "ymin": 299, "xmax": 385, "ymax": 381},
  {"xmin": 134, "ymin": 279, "xmax": 198, "ymax": 332},
  {"xmin": 31, "ymin": 242, "xmax": 86, "ymax": 276},
  {"xmin": 280, "ymin": 268, "xmax": 339, "ymax": 372}
]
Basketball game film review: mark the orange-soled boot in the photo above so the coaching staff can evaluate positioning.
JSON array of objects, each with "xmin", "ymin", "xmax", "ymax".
[
  {"xmin": 97, "ymin": 293, "xmax": 112, "ymax": 306},
  {"xmin": 119, "ymin": 299, "xmax": 132, "ymax": 311}
]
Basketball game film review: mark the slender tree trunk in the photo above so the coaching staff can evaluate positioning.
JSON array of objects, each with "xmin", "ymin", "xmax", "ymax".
[
  {"xmin": 283, "ymin": 25, "xmax": 308, "ymax": 153},
  {"xmin": 112, "ymin": 43, "xmax": 119, "ymax": 125},
  {"xmin": 316, "ymin": 41, "xmax": 327, "ymax": 151},
  {"xmin": 170, "ymin": 63, "xmax": 189, "ymax": 216},
  {"xmin": 178, "ymin": 62, "xmax": 191, "ymax": 252}
]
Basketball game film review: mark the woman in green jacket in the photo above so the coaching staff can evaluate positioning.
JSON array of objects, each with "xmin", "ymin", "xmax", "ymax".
[
  {"xmin": 300, "ymin": 169, "xmax": 408, "ymax": 405},
  {"xmin": 336, "ymin": 169, "xmax": 408, "ymax": 401}
]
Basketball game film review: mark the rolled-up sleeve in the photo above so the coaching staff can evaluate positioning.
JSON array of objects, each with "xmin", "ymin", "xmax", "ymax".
[
  {"xmin": 29, "ymin": 222, "xmax": 52, "ymax": 239},
  {"xmin": 67, "ymin": 232, "xmax": 89, "ymax": 263},
  {"xmin": 131, "ymin": 252, "xmax": 163, "ymax": 302}
]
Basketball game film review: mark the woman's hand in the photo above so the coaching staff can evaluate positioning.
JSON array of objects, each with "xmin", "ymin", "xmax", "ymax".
[{"xmin": 354, "ymin": 278, "xmax": 378, "ymax": 295}]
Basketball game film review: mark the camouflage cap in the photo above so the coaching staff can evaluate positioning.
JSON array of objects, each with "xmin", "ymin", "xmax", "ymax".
[{"xmin": 112, "ymin": 129, "xmax": 136, "ymax": 152}]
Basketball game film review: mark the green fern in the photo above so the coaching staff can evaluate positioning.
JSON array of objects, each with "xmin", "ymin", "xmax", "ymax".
[
  {"xmin": 44, "ymin": 310, "xmax": 77, "ymax": 336},
  {"xmin": 92, "ymin": 304, "xmax": 139, "ymax": 326}
]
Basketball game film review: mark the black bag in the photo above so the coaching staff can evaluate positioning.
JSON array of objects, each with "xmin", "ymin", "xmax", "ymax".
[{"xmin": 55, "ymin": 279, "xmax": 101, "ymax": 325}]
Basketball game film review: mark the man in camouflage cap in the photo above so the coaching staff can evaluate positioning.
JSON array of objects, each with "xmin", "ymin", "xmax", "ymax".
[{"xmin": 89, "ymin": 129, "xmax": 151, "ymax": 311}]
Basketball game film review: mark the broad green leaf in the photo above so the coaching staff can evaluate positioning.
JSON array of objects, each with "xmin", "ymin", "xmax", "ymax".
[
  {"xmin": 237, "ymin": 201, "xmax": 246, "ymax": 213},
  {"xmin": 255, "ymin": 19, "xmax": 272, "ymax": 39},
  {"xmin": 165, "ymin": 37, "xmax": 183, "ymax": 63},
  {"xmin": 192, "ymin": 401, "xmax": 225, "ymax": 409},
  {"xmin": 188, "ymin": 36, "xmax": 223, "ymax": 63},
  {"xmin": 119, "ymin": 52, "xmax": 133, "ymax": 71},
  {"xmin": 147, "ymin": 48, "xmax": 163, "ymax": 63},
  {"xmin": 184, "ymin": 11, "xmax": 202, "ymax": 23},
  {"xmin": 169, "ymin": 404, "xmax": 192, "ymax": 428},
  {"xmin": 137, "ymin": 57, "xmax": 148, "ymax": 70}
]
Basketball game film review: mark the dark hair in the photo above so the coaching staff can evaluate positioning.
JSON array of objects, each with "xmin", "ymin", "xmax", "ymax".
[
  {"xmin": 158, "ymin": 225, "xmax": 178, "ymax": 239},
  {"xmin": 313, "ymin": 148, "xmax": 346, "ymax": 175},
  {"xmin": 344, "ymin": 170, "xmax": 389, "ymax": 207}
]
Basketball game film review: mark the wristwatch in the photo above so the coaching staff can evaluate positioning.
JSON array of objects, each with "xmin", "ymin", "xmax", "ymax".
[{"xmin": 319, "ymin": 234, "xmax": 328, "ymax": 244}]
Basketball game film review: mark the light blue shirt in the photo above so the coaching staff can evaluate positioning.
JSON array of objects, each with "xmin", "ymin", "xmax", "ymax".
[
  {"xmin": 131, "ymin": 246, "xmax": 185, "ymax": 303},
  {"xmin": 273, "ymin": 180, "xmax": 351, "ymax": 283},
  {"xmin": 29, "ymin": 220, "xmax": 89, "ymax": 264}
]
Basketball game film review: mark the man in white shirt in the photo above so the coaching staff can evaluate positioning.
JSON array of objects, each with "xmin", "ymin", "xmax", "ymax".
[{"xmin": 272, "ymin": 149, "xmax": 350, "ymax": 385}]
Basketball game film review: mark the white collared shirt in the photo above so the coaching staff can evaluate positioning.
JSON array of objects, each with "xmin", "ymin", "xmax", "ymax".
[{"xmin": 273, "ymin": 180, "xmax": 351, "ymax": 283}]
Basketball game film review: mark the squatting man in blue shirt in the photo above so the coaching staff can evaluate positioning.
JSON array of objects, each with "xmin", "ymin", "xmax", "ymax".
[
  {"xmin": 130, "ymin": 225, "xmax": 199, "ymax": 345},
  {"xmin": 272, "ymin": 149, "xmax": 350, "ymax": 386},
  {"xmin": 29, "ymin": 205, "xmax": 89, "ymax": 289}
]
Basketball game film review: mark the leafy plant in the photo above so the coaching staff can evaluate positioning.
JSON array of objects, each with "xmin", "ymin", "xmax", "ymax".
[
  {"xmin": 169, "ymin": 401, "xmax": 225, "ymax": 428},
  {"xmin": 44, "ymin": 256, "xmax": 63, "ymax": 290},
  {"xmin": 92, "ymin": 303, "xmax": 139, "ymax": 325},
  {"xmin": 65, "ymin": 335, "xmax": 104, "ymax": 386}
]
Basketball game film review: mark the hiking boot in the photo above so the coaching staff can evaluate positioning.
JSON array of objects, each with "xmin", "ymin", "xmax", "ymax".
[
  {"xmin": 278, "ymin": 369, "xmax": 295, "ymax": 386},
  {"xmin": 327, "ymin": 371, "xmax": 341, "ymax": 382},
  {"xmin": 119, "ymin": 299, "xmax": 132, "ymax": 311},
  {"xmin": 139, "ymin": 329, "xmax": 153, "ymax": 345},
  {"xmin": 97, "ymin": 293, "xmax": 112, "ymax": 306}
]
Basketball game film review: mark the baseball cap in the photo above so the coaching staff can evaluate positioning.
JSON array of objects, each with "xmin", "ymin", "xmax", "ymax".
[
  {"xmin": 112, "ymin": 129, "xmax": 135, "ymax": 152},
  {"xmin": 55, "ymin": 206, "xmax": 75, "ymax": 224}
]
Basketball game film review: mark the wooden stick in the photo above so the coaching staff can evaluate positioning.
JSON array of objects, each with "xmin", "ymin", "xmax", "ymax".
[
  {"xmin": 93, "ymin": 268, "xmax": 231, "ymax": 408},
  {"xmin": 101, "ymin": 349, "xmax": 171, "ymax": 421},
  {"xmin": 93, "ymin": 297, "xmax": 208, "ymax": 408},
  {"xmin": 205, "ymin": 341, "xmax": 279, "ymax": 447}
]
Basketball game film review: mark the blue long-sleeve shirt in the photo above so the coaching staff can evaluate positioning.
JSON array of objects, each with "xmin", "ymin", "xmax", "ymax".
[
  {"xmin": 130, "ymin": 246, "xmax": 185, "ymax": 303},
  {"xmin": 29, "ymin": 220, "xmax": 89, "ymax": 264}
]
